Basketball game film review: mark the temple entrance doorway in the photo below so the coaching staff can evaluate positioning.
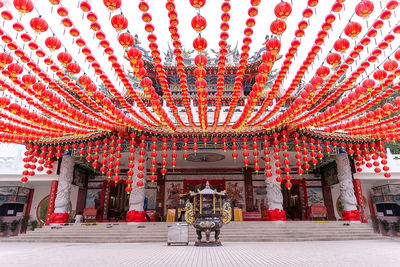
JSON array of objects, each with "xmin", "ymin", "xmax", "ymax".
[
  {"xmin": 281, "ymin": 179, "xmax": 307, "ymax": 221},
  {"xmin": 107, "ymin": 182, "xmax": 129, "ymax": 221}
]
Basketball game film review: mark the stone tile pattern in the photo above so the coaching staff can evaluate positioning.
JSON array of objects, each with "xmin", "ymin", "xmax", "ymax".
[{"xmin": 0, "ymin": 240, "xmax": 399, "ymax": 267}]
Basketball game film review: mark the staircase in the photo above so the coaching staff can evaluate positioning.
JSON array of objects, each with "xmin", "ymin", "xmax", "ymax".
[{"xmin": 2, "ymin": 221, "xmax": 385, "ymax": 243}]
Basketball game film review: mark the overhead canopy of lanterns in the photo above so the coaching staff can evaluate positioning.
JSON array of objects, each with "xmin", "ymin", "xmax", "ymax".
[{"xmin": 0, "ymin": 0, "xmax": 398, "ymax": 189}]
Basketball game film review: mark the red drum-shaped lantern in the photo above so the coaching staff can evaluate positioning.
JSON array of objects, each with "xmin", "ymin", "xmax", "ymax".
[
  {"xmin": 193, "ymin": 37, "xmax": 207, "ymax": 52},
  {"xmin": 103, "ymin": 0, "xmax": 121, "ymax": 11},
  {"xmin": 344, "ymin": 22, "xmax": 362, "ymax": 38},
  {"xmin": 67, "ymin": 63, "xmax": 81, "ymax": 74},
  {"xmin": 274, "ymin": 1, "xmax": 292, "ymax": 19},
  {"xmin": 111, "ymin": 14, "xmax": 128, "ymax": 31},
  {"xmin": 118, "ymin": 32, "xmax": 134, "ymax": 48},
  {"xmin": 191, "ymin": 15, "xmax": 207, "ymax": 32},
  {"xmin": 266, "ymin": 38, "xmax": 281, "ymax": 55},
  {"xmin": 30, "ymin": 17, "xmax": 48, "ymax": 34},
  {"xmin": 355, "ymin": 0, "xmax": 374, "ymax": 18},
  {"xmin": 45, "ymin": 37, "xmax": 61, "ymax": 51},
  {"xmin": 14, "ymin": 0, "xmax": 34, "ymax": 14},
  {"xmin": 270, "ymin": 19, "xmax": 286, "ymax": 35},
  {"xmin": 334, "ymin": 38, "xmax": 350, "ymax": 53},
  {"xmin": 189, "ymin": 0, "xmax": 206, "ymax": 8}
]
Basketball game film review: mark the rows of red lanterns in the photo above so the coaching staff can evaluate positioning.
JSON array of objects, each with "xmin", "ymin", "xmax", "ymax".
[
  {"xmin": 0, "ymin": 0, "xmax": 397, "ymax": 188},
  {"xmin": 19, "ymin": 130, "xmax": 391, "ymax": 191},
  {"xmin": 0, "ymin": 0, "xmax": 399, "ymax": 137}
]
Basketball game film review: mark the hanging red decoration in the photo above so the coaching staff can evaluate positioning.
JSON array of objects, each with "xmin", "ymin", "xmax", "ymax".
[
  {"xmin": 274, "ymin": 1, "xmax": 292, "ymax": 20},
  {"xmin": 191, "ymin": 15, "xmax": 207, "ymax": 32},
  {"xmin": 355, "ymin": 0, "xmax": 374, "ymax": 18},
  {"xmin": 103, "ymin": 0, "xmax": 122, "ymax": 11},
  {"xmin": 111, "ymin": 14, "xmax": 128, "ymax": 31},
  {"xmin": 334, "ymin": 38, "xmax": 350, "ymax": 53},
  {"xmin": 66, "ymin": 63, "xmax": 81, "ymax": 74},
  {"xmin": 270, "ymin": 19, "xmax": 286, "ymax": 35},
  {"xmin": 344, "ymin": 22, "xmax": 362, "ymax": 38},
  {"xmin": 189, "ymin": 0, "xmax": 206, "ymax": 8},
  {"xmin": 118, "ymin": 32, "xmax": 134, "ymax": 48},
  {"xmin": 30, "ymin": 17, "xmax": 48, "ymax": 34},
  {"xmin": 13, "ymin": 0, "xmax": 34, "ymax": 14},
  {"xmin": 45, "ymin": 37, "xmax": 62, "ymax": 51}
]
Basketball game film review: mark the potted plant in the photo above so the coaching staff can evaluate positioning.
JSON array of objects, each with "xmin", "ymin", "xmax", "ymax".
[
  {"xmin": 9, "ymin": 219, "xmax": 20, "ymax": 236},
  {"xmin": 29, "ymin": 220, "xmax": 38, "ymax": 231},
  {"xmin": 370, "ymin": 216, "xmax": 380, "ymax": 233},
  {"xmin": 380, "ymin": 219, "xmax": 390, "ymax": 236},
  {"xmin": 0, "ymin": 220, "xmax": 8, "ymax": 237},
  {"xmin": 392, "ymin": 220, "xmax": 400, "ymax": 237},
  {"xmin": 20, "ymin": 215, "xmax": 30, "ymax": 234}
]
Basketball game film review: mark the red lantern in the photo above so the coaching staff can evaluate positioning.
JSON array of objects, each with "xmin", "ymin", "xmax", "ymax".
[
  {"xmin": 189, "ymin": 0, "xmax": 206, "ymax": 8},
  {"xmin": 45, "ymin": 37, "xmax": 61, "ymax": 51},
  {"xmin": 274, "ymin": 1, "xmax": 292, "ymax": 19},
  {"xmin": 191, "ymin": 15, "xmax": 207, "ymax": 32},
  {"xmin": 270, "ymin": 19, "xmax": 286, "ymax": 35},
  {"xmin": 30, "ymin": 17, "xmax": 48, "ymax": 34},
  {"xmin": 0, "ymin": 53, "xmax": 13, "ymax": 67},
  {"xmin": 57, "ymin": 52, "xmax": 72, "ymax": 66},
  {"xmin": 373, "ymin": 70, "xmax": 387, "ymax": 82},
  {"xmin": 7, "ymin": 63, "xmax": 23, "ymax": 77},
  {"xmin": 193, "ymin": 37, "xmax": 207, "ymax": 52},
  {"xmin": 22, "ymin": 74, "xmax": 35, "ymax": 86},
  {"xmin": 334, "ymin": 38, "xmax": 350, "ymax": 53},
  {"xmin": 14, "ymin": 0, "xmax": 34, "ymax": 14},
  {"xmin": 103, "ymin": 0, "xmax": 121, "ymax": 11},
  {"xmin": 66, "ymin": 63, "xmax": 81, "ymax": 74},
  {"xmin": 266, "ymin": 38, "xmax": 281, "ymax": 55},
  {"xmin": 355, "ymin": 0, "xmax": 374, "ymax": 18},
  {"xmin": 316, "ymin": 66, "xmax": 330, "ymax": 78},
  {"xmin": 327, "ymin": 53, "xmax": 341, "ymax": 66},
  {"xmin": 118, "ymin": 32, "xmax": 134, "ymax": 48},
  {"xmin": 383, "ymin": 60, "xmax": 398, "ymax": 73},
  {"xmin": 80, "ymin": 1, "xmax": 91, "ymax": 12},
  {"xmin": 111, "ymin": 14, "xmax": 128, "ymax": 31},
  {"xmin": 344, "ymin": 22, "xmax": 362, "ymax": 38}
]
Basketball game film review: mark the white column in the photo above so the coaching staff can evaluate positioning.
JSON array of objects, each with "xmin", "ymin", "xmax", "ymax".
[
  {"xmin": 54, "ymin": 155, "xmax": 75, "ymax": 214},
  {"xmin": 336, "ymin": 153, "xmax": 357, "ymax": 211},
  {"xmin": 266, "ymin": 151, "xmax": 283, "ymax": 210},
  {"xmin": 128, "ymin": 149, "xmax": 145, "ymax": 212}
]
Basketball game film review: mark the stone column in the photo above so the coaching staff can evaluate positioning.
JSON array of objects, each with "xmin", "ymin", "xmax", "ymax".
[
  {"xmin": 266, "ymin": 152, "xmax": 286, "ymax": 221},
  {"xmin": 336, "ymin": 153, "xmax": 360, "ymax": 221},
  {"xmin": 50, "ymin": 155, "xmax": 75, "ymax": 224},
  {"xmin": 127, "ymin": 149, "xmax": 146, "ymax": 223}
]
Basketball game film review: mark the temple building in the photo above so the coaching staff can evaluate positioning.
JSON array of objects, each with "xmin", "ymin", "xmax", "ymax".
[{"xmin": 0, "ymin": 0, "xmax": 399, "ymax": 239}]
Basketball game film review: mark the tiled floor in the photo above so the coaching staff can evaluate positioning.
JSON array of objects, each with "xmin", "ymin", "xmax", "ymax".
[{"xmin": 0, "ymin": 240, "xmax": 398, "ymax": 267}]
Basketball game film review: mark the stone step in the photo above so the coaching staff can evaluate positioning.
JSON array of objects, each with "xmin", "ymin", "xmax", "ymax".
[
  {"xmin": 30, "ymin": 228, "xmax": 372, "ymax": 234},
  {"xmin": 4, "ymin": 236, "xmax": 385, "ymax": 243},
  {"xmin": 22, "ymin": 230, "xmax": 375, "ymax": 237},
  {"xmin": 25, "ymin": 231, "xmax": 373, "ymax": 237},
  {"xmin": 1, "ymin": 221, "xmax": 382, "ymax": 243}
]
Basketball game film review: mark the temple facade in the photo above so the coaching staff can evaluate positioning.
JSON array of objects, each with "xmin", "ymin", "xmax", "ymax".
[{"xmin": 1, "ymin": 143, "xmax": 398, "ymax": 228}]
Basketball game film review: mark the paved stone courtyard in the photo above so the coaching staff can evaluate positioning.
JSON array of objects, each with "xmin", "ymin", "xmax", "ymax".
[
  {"xmin": 0, "ymin": 240, "xmax": 400, "ymax": 267},
  {"xmin": 0, "ymin": 239, "xmax": 398, "ymax": 267}
]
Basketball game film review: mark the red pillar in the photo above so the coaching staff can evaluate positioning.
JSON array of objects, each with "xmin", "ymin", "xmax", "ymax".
[
  {"xmin": 353, "ymin": 179, "xmax": 368, "ymax": 223},
  {"xmin": 21, "ymin": 189, "xmax": 35, "ymax": 233},
  {"xmin": 45, "ymin": 180, "xmax": 58, "ymax": 226}
]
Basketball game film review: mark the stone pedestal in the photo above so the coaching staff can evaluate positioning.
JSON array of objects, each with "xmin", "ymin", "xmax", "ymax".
[
  {"xmin": 266, "ymin": 152, "xmax": 286, "ymax": 221},
  {"xmin": 50, "ymin": 155, "xmax": 75, "ymax": 224},
  {"xmin": 336, "ymin": 153, "xmax": 360, "ymax": 221},
  {"xmin": 127, "ymin": 150, "xmax": 146, "ymax": 223}
]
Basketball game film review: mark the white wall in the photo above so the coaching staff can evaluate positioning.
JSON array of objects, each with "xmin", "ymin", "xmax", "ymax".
[{"xmin": 0, "ymin": 144, "xmax": 25, "ymax": 175}]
